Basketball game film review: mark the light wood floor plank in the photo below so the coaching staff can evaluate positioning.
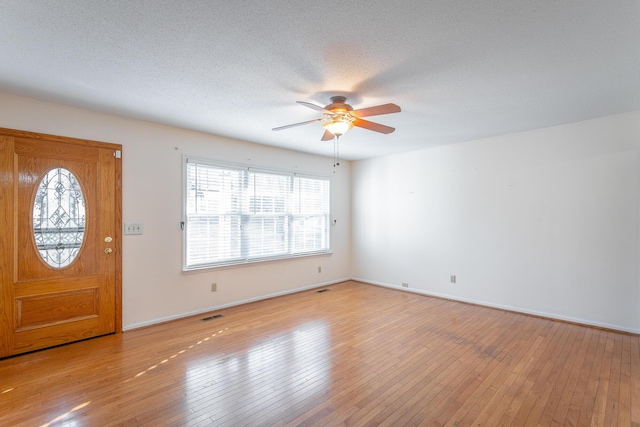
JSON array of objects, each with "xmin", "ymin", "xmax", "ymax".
[
  {"xmin": 549, "ymin": 327, "xmax": 593, "ymax": 426},
  {"xmin": 527, "ymin": 325, "xmax": 587, "ymax": 426},
  {"xmin": 581, "ymin": 330, "xmax": 609, "ymax": 426},
  {"xmin": 444, "ymin": 317, "xmax": 552, "ymax": 426},
  {"xmin": 604, "ymin": 333, "xmax": 624, "ymax": 426},
  {"xmin": 371, "ymin": 308, "xmax": 509, "ymax": 426},
  {"xmin": 618, "ymin": 335, "xmax": 633, "ymax": 427},
  {"xmin": 631, "ymin": 334, "xmax": 640, "ymax": 426},
  {"xmin": 0, "ymin": 280, "xmax": 638, "ymax": 426},
  {"xmin": 344, "ymin": 303, "xmax": 498, "ymax": 426},
  {"xmin": 591, "ymin": 332, "xmax": 616, "ymax": 426}
]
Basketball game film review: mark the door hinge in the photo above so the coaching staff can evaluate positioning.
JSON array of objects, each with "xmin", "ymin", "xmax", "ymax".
[{"xmin": 114, "ymin": 150, "xmax": 122, "ymax": 159}]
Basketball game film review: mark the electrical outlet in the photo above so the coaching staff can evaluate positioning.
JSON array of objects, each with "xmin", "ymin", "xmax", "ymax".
[
  {"xmin": 402, "ymin": 282, "xmax": 409, "ymax": 288},
  {"xmin": 211, "ymin": 283, "xmax": 217, "ymax": 292},
  {"xmin": 124, "ymin": 222, "xmax": 143, "ymax": 235},
  {"xmin": 450, "ymin": 275, "xmax": 456, "ymax": 284},
  {"xmin": 318, "ymin": 266, "xmax": 322, "ymax": 273}
]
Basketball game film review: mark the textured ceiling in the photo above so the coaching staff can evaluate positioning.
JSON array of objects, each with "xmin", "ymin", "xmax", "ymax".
[{"xmin": 1, "ymin": 1, "xmax": 639, "ymax": 160}]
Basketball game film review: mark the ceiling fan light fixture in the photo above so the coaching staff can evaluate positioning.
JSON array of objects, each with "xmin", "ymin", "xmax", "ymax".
[
  {"xmin": 322, "ymin": 117, "xmax": 354, "ymax": 136},
  {"xmin": 273, "ymin": 97, "xmax": 400, "ymax": 140}
]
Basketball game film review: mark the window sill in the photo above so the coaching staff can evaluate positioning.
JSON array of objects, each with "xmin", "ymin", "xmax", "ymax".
[{"xmin": 182, "ymin": 250, "xmax": 333, "ymax": 273}]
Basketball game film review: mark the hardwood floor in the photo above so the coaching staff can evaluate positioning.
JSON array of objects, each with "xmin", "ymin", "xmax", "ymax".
[{"xmin": 1, "ymin": 280, "xmax": 638, "ymax": 426}]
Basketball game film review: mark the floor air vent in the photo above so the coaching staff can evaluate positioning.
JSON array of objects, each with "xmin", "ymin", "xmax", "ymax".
[
  {"xmin": 317, "ymin": 289, "xmax": 330, "ymax": 293},
  {"xmin": 201, "ymin": 314, "xmax": 224, "ymax": 321}
]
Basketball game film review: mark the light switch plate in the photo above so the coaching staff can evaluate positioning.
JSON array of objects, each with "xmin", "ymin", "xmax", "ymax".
[{"xmin": 124, "ymin": 222, "xmax": 143, "ymax": 235}]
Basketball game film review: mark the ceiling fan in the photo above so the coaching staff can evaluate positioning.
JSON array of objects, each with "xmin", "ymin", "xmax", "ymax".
[{"xmin": 272, "ymin": 96, "xmax": 401, "ymax": 141}]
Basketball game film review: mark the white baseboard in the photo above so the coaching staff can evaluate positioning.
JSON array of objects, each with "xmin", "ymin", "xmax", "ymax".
[
  {"xmin": 123, "ymin": 277, "xmax": 350, "ymax": 331},
  {"xmin": 124, "ymin": 276, "xmax": 639, "ymax": 335},
  {"xmin": 352, "ymin": 277, "xmax": 640, "ymax": 335}
]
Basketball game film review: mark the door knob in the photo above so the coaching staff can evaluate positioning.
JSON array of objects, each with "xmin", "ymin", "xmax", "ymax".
[
  {"xmin": 104, "ymin": 247, "xmax": 113, "ymax": 254},
  {"xmin": 104, "ymin": 236, "xmax": 113, "ymax": 243}
]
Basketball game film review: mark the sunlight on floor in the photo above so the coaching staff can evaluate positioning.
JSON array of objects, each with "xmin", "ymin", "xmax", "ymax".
[
  {"xmin": 40, "ymin": 401, "xmax": 91, "ymax": 427},
  {"xmin": 183, "ymin": 320, "xmax": 332, "ymax": 422},
  {"xmin": 6, "ymin": 319, "xmax": 329, "ymax": 425},
  {"xmin": 123, "ymin": 328, "xmax": 229, "ymax": 383},
  {"xmin": 5, "ymin": 326, "xmax": 232, "ymax": 426}
]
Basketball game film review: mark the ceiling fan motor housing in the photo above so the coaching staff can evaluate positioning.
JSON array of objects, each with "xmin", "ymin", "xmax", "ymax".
[{"xmin": 325, "ymin": 96, "xmax": 353, "ymax": 112}]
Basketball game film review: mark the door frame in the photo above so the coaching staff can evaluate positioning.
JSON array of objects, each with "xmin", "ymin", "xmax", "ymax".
[{"xmin": 0, "ymin": 127, "xmax": 122, "ymax": 339}]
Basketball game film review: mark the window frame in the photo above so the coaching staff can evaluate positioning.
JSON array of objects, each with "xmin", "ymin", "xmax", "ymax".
[{"xmin": 182, "ymin": 156, "xmax": 332, "ymax": 271}]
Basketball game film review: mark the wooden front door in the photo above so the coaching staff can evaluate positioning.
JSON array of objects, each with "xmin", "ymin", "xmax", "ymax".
[{"xmin": 0, "ymin": 128, "xmax": 122, "ymax": 358}]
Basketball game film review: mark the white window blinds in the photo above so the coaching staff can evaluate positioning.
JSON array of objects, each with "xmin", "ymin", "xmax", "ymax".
[{"xmin": 184, "ymin": 159, "xmax": 330, "ymax": 270}]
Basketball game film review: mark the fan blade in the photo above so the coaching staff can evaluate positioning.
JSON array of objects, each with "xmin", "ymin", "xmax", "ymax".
[
  {"xmin": 321, "ymin": 130, "xmax": 334, "ymax": 141},
  {"xmin": 272, "ymin": 118, "xmax": 322, "ymax": 131},
  {"xmin": 297, "ymin": 101, "xmax": 331, "ymax": 113},
  {"xmin": 353, "ymin": 118, "xmax": 396, "ymax": 134},
  {"xmin": 351, "ymin": 103, "xmax": 401, "ymax": 118}
]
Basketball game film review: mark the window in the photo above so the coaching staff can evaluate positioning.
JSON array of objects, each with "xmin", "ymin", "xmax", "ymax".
[
  {"xmin": 33, "ymin": 167, "xmax": 86, "ymax": 268},
  {"xmin": 183, "ymin": 158, "xmax": 331, "ymax": 270}
]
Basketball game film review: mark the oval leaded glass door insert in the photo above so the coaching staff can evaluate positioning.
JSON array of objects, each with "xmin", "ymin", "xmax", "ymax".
[{"xmin": 33, "ymin": 167, "xmax": 86, "ymax": 268}]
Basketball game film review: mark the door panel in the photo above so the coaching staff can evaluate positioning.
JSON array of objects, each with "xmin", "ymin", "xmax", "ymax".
[
  {"xmin": 17, "ymin": 156, "xmax": 98, "ymax": 281},
  {"xmin": 0, "ymin": 128, "xmax": 121, "ymax": 358},
  {"xmin": 15, "ymin": 287, "xmax": 99, "ymax": 331}
]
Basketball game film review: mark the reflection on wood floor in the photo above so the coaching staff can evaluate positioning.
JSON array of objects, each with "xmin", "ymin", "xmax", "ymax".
[{"xmin": 1, "ymin": 280, "xmax": 638, "ymax": 426}]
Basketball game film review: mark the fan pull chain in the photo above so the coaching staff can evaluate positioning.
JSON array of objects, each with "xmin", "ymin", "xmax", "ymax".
[{"xmin": 333, "ymin": 135, "xmax": 340, "ymax": 168}]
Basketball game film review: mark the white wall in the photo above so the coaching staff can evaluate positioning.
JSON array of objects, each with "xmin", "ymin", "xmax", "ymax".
[
  {"xmin": 0, "ymin": 92, "xmax": 351, "ymax": 329},
  {"xmin": 352, "ymin": 111, "xmax": 640, "ymax": 333}
]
